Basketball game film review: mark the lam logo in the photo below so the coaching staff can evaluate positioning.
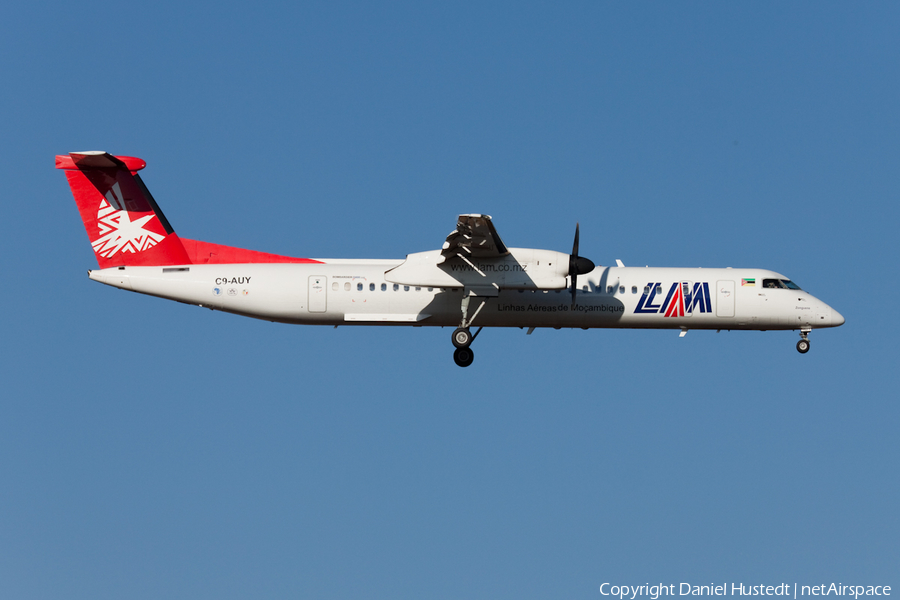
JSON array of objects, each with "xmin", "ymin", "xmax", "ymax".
[
  {"xmin": 634, "ymin": 282, "xmax": 712, "ymax": 316},
  {"xmin": 91, "ymin": 182, "xmax": 165, "ymax": 258}
]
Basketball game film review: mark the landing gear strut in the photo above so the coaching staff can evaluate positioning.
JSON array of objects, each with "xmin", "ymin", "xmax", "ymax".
[
  {"xmin": 797, "ymin": 328, "xmax": 811, "ymax": 354},
  {"xmin": 451, "ymin": 290, "xmax": 490, "ymax": 367},
  {"xmin": 450, "ymin": 326, "xmax": 482, "ymax": 367}
]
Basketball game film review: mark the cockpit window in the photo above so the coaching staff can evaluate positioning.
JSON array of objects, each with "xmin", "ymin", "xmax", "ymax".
[{"xmin": 762, "ymin": 278, "xmax": 802, "ymax": 290}]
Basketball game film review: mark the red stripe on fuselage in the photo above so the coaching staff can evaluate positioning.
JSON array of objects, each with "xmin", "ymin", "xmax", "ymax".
[{"xmin": 179, "ymin": 239, "xmax": 323, "ymax": 264}]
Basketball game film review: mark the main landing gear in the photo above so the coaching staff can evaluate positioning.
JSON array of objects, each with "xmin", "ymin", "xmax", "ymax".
[
  {"xmin": 796, "ymin": 327, "xmax": 811, "ymax": 354},
  {"xmin": 452, "ymin": 327, "xmax": 472, "ymax": 348},
  {"xmin": 452, "ymin": 292, "xmax": 488, "ymax": 367},
  {"xmin": 453, "ymin": 345, "xmax": 475, "ymax": 368},
  {"xmin": 451, "ymin": 326, "xmax": 481, "ymax": 367}
]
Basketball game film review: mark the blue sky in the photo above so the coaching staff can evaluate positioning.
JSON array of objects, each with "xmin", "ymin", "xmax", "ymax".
[{"xmin": 1, "ymin": 2, "xmax": 898, "ymax": 599}]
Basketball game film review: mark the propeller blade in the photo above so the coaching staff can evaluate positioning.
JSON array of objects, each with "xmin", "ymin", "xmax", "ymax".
[
  {"xmin": 568, "ymin": 222, "xmax": 595, "ymax": 307},
  {"xmin": 568, "ymin": 223, "xmax": 594, "ymax": 275},
  {"xmin": 573, "ymin": 222, "xmax": 580, "ymax": 258},
  {"xmin": 571, "ymin": 272, "xmax": 578, "ymax": 307},
  {"xmin": 570, "ymin": 223, "xmax": 580, "ymax": 307}
]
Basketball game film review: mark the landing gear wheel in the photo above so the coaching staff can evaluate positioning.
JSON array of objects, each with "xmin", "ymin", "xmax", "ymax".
[
  {"xmin": 452, "ymin": 327, "xmax": 472, "ymax": 349},
  {"xmin": 453, "ymin": 347, "xmax": 475, "ymax": 367},
  {"xmin": 797, "ymin": 339, "xmax": 810, "ymax": 354}
]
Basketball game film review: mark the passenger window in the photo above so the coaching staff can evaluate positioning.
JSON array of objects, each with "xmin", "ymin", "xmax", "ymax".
[
  {"xmin": 607, "ymin": 285, "xmax": 614, "ymax": 294},
  {"xmin": 381, "ymin": 283, "xmax": 386, "ymax": 291},
  {"xmin": 619, "ymin": 286, "xmax": 625, "ymax": 294},
  {"xmin": 357, "ymin": 283, "xmax": 363, "ymax": 291},
  {"xmin": 332, "ymin": 282, "xmax": 338, "ymax": 291},
  {"xmin": 427, "ymin": 287, "xmax": 433, "ymax": 292},
  {"xmin": 415, "ymin": 286, "xmax": 421, "ymax": 291},
  {"xmin": 393, "ymin": 284, "xmax": 399, "ymax": 291},
  {"xmin": 583, "ymin": 285, "xmax": 589, "ymax": 292},
  {"xmin": 656, "ymin": 285, "xmax": 662, "ymax": 294},
  {"xmin": 344, "ymin": 282, "xmax": 351, "ymax": 291},
  {"xmin": 632, "ymin": 286, "xmax": 638, "ymax": 294},
  {"xmin": 369, "ymin": 283, "xmax": 375, "ymax": 291},
  {"xmin": 644, "ymin": 286, "xmax": 650, "ymax": 294},
  {"xmin": 404, "ymin": 286, "xmax": 410, "ymax": 292}
]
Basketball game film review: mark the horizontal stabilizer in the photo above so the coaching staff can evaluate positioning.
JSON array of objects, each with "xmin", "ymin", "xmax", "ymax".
[{"xmin": 56, "ymin": 152, "xmax": 147, "ymax": 172}]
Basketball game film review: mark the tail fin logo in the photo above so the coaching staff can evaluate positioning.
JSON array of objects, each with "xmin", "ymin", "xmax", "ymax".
[{"xmin": 91, "ymin": 182, "xmax": 165, "ymax": 258}]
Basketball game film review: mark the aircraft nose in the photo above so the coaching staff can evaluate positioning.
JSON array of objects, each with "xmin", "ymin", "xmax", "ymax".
[{"xmin": 831, "ymin": 309, "xmax": 845, "ymax": 327}]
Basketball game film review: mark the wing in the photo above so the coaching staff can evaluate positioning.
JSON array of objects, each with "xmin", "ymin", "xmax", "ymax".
[{"xmin": 440, "ymin": 214, "xmax": 509, "ymax": 262}]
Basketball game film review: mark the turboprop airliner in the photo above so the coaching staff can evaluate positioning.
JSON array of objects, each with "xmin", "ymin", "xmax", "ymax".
[{"xmin": 58, "ymin": 151, "xmax": 845, "ymax": 367}]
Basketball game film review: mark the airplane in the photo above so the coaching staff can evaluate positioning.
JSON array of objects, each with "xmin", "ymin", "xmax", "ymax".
[{"xmin": 57, "ymin": 151, "xmax": 845, "ymax": 367}]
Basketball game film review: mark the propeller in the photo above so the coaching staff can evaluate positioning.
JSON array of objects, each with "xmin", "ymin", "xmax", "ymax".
[{"xmin": 569, "ymin": 223, "xmax": 595, "ymax": 307}]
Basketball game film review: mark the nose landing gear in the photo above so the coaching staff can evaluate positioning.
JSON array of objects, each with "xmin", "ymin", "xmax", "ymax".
[{"xmin": 796, "ymin": 327, "xmax": 811, "ymax": 354}]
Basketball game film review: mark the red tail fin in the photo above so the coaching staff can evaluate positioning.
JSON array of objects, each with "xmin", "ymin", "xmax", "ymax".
[{"xmin": 57, "ymin": 151, "xmax": 192, "ymax": 267}]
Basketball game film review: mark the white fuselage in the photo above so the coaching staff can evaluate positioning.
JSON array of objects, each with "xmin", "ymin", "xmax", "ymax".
[{"xmin": 88, "ymin": 260, "xmax": 844, "ymax": 332}]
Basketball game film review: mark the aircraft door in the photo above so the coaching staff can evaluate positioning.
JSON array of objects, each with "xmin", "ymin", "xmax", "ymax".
[
  {"xmin": 716, "ymin": 280, "xmax": 735, "ymax": 317},
  {"xmin": 308, "ymin": 276, "xmax": 327, "ymax": 313}
]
